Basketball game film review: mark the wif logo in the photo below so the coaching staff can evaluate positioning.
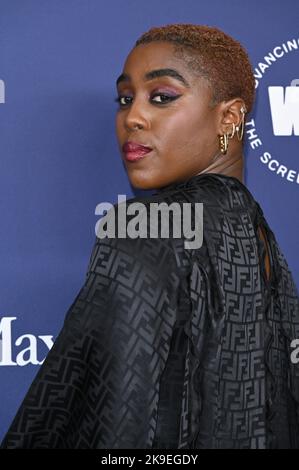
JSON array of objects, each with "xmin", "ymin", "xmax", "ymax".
[
  {"xmin": 0, "ymin": 79, "xmax": 5, "ymax": 104},
  {"xmin": 251, "ymin": 38, "xmax": 299, "ymax": 184},
  {"xmin": 268, "ymin": 80, "xmax": 299, "ymax": 135}
]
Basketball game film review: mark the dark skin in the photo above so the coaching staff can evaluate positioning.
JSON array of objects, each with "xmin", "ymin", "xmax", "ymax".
[
  {"xmin": 115, "ymin": 41, "xmax": 245, "ymax": 190},
  {"xmin": 115, "ymin": 41, "xmax": 271, "ymax": 281}
]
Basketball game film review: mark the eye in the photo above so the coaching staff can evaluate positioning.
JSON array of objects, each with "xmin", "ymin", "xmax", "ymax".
[
  {"xmin": 151, "ymin": 93, "xmax": 177, "ymax": 103},
  {"xmin": 114, "ymin": 96, "xmax": 132, "ymax": 106},
  {"xmin": 114, "ymin": 93, "xmax": 181, "ymax": 107}
]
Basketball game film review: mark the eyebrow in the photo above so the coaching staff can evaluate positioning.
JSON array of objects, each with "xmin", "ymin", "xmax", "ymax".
[{"xmin": 116, "ymin": 68, "xmax": 191, "ymax": 88}]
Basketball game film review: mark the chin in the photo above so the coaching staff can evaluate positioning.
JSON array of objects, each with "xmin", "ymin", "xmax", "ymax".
[
  {"xmin": 126, "ymin": 171, "xmax": 157, "ymax": 191},
  {"xmin": 128, "ymin": 177, "xmax": 155, "ymax": 191}
]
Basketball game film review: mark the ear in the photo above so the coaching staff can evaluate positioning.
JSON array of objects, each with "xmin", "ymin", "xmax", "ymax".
[{"xmin": 217, "ymin": 98, "xmax": 246, "ymax": 135}]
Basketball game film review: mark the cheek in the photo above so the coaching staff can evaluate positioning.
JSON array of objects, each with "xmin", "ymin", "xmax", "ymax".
[
  {"xmin": 158, "ymin": 108, "xmax": 212, "ymax": 155},
  {"xmin": 115, "ymin": 114, "xmax": 122, "ymax": 137}
]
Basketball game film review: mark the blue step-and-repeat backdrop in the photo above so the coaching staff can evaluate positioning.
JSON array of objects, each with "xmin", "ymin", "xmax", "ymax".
[{"xmin": 0, "ymin": 0, "xmax": 298, "ymax": 441}]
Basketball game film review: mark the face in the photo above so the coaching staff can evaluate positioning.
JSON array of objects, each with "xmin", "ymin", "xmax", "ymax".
[{"xmin": 115, "ymin": 41, "xmax": 221, "ymax": 190}]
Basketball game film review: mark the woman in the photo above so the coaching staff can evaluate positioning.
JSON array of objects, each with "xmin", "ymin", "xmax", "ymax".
[{"xmin": 1, "ymin": 24, "xmax": 299, "ymax": 449}]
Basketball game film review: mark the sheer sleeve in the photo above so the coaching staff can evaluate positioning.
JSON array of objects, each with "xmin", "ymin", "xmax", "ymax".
[{"xmin": 1, "ymin": 234, "xmax": 184, "ymax": 449}]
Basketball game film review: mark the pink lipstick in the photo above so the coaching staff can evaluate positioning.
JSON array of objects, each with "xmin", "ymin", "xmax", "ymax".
[{"xmin": 122, "ymin": 141, "xmax": 153, "ymax": 162}]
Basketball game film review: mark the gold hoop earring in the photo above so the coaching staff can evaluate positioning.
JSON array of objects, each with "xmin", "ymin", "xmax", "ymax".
[
  {"xmin": 227, "ymin": 122, "xmax": 236, "ymax": 139},
  {"xmin": 236, "ymin": 106, "xmax": 247, "ymax": 141},
  {"xmin": 219, "ymin": 133, "xmax": 229, "ymax": 155}
]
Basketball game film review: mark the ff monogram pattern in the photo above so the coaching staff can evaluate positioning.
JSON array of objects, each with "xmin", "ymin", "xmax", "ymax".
[{"xmin": 1, "ymin": 173, "xmax": 299, "ymax": 448}]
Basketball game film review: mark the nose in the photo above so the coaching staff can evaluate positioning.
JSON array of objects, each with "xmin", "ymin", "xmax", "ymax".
[{"xmin": 124, "ymin": 97, "xmax": 150, "ymax": 132}]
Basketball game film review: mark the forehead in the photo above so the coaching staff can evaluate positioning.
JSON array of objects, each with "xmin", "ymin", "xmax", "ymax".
[
  {"xmin": 120, "ymin": 41, "xmax": 197, "ymax": 86},
  {"xmin": 125, "ymin": 42, "xmax": 181, "ymax": 67}
]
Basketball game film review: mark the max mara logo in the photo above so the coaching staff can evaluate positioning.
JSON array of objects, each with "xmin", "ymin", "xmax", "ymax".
[{"xmin": 0, "ymin": 317, "xmax": 54, "ymax": 366}]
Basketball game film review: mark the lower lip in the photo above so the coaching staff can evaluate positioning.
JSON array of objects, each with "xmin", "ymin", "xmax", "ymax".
[{"xmin": 124, "ymin": 149, "xmax": 152, "ymax": 162}]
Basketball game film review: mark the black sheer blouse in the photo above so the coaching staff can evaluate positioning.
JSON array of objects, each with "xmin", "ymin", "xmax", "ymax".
[{"xmin": 1, "ymin": 173, "xmax": 299, "ymax": 449}]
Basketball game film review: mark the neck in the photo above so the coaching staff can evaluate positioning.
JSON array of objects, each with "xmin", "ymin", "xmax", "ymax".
[{"xmin": 197, "ymin": 148, "xmax": 244, "ymax": 184}]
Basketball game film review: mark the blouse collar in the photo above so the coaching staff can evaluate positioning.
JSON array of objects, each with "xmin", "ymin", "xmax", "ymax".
[{"xmin": 154, "ymin": 172, "xmax": 248, "ymax": 195}]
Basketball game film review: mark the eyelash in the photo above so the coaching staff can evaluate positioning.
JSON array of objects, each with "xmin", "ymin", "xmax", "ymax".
[{"xmin": 114, "ymin": 93, "xmax": 181, "ymax": 107}]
